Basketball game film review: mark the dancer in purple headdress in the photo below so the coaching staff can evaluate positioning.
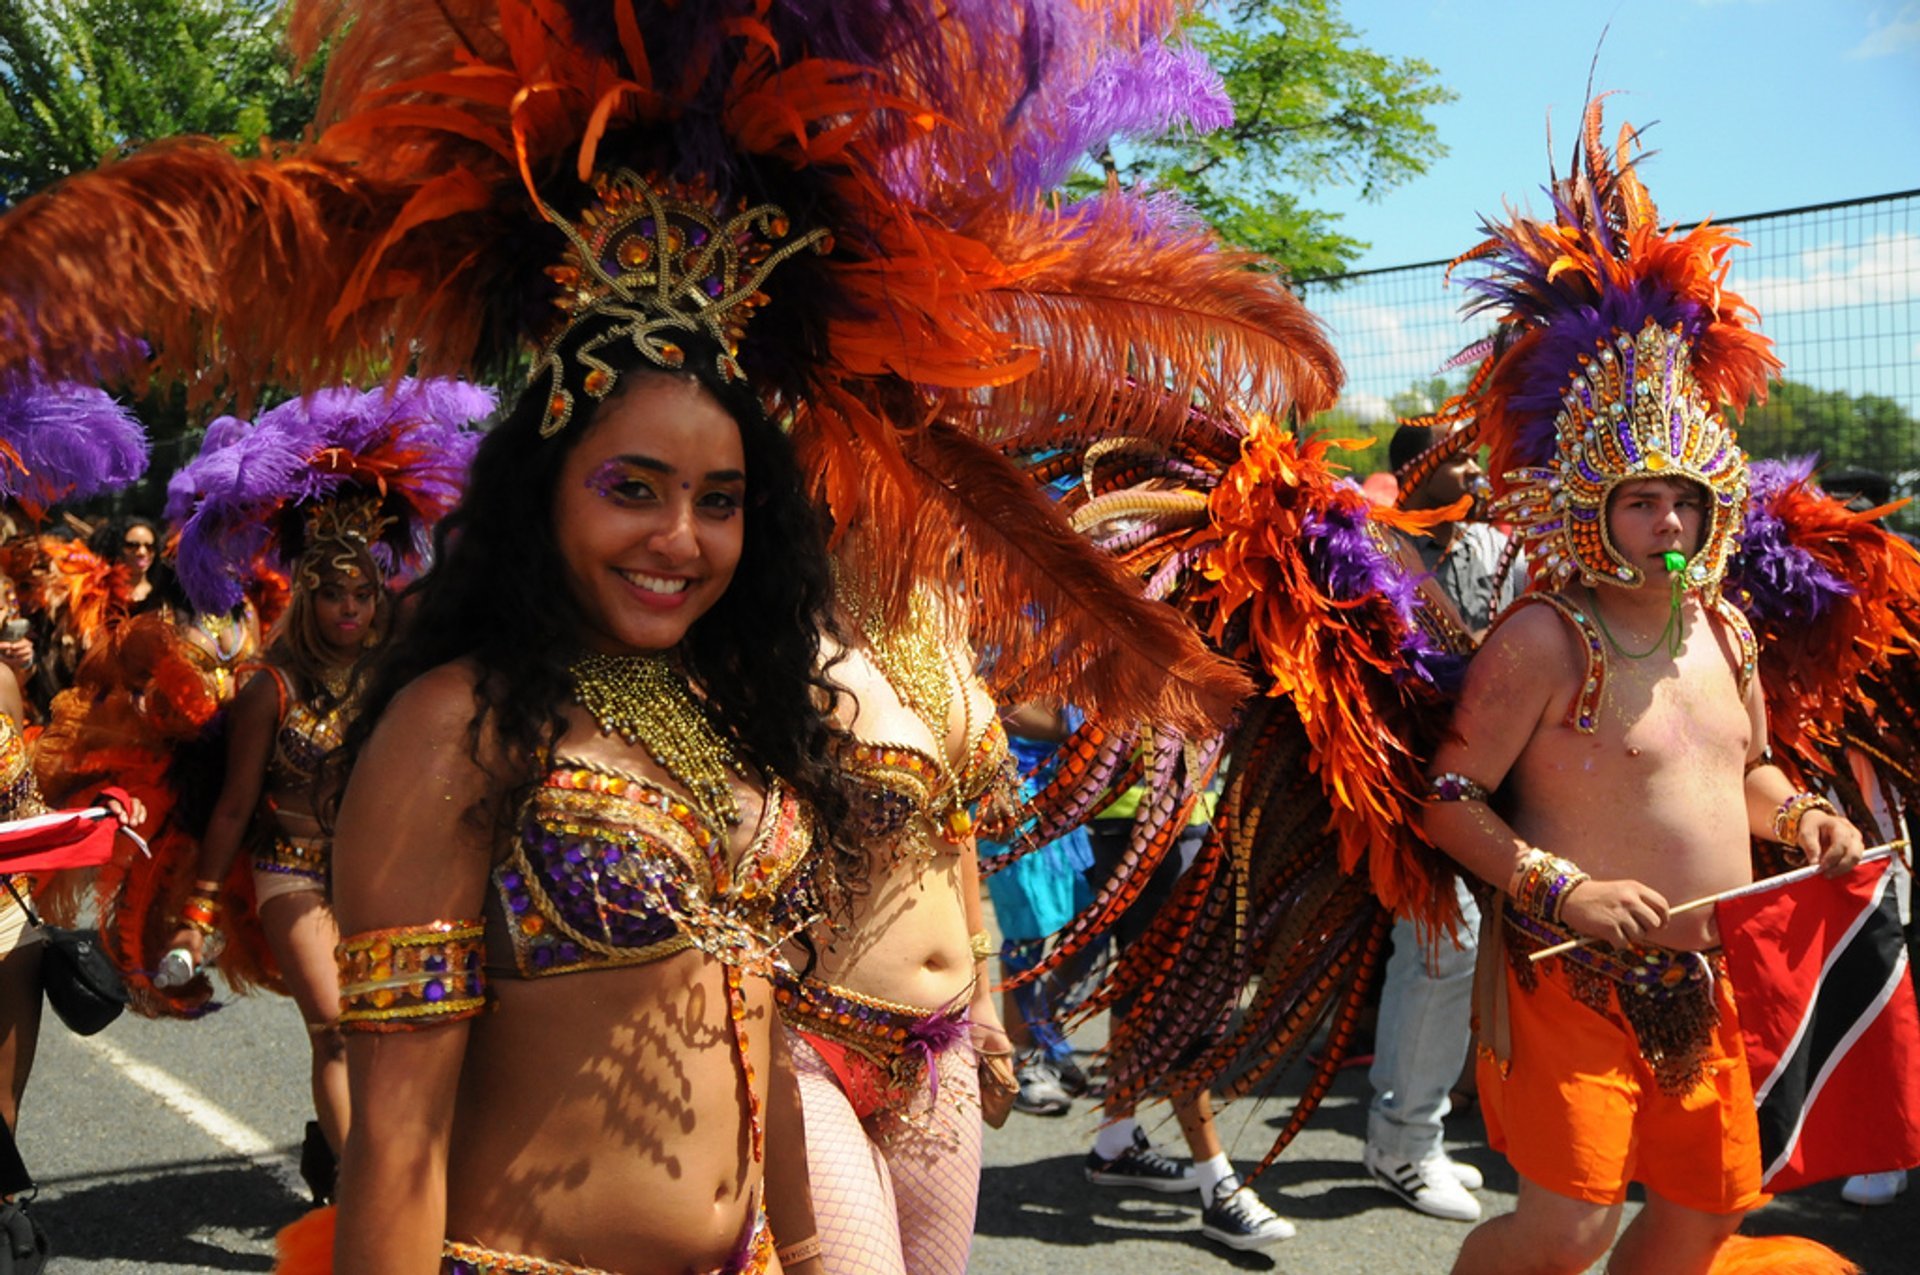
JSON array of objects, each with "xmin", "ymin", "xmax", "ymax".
[{"xmin": 157, "ymin": 381, "xmax": 487, "ymax": 1204}]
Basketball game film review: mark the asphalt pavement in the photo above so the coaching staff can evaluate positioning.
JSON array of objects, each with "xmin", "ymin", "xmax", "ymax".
[{"xmin": 12, "ymin": 992, "xmax": 1915, "ymax": 1272}]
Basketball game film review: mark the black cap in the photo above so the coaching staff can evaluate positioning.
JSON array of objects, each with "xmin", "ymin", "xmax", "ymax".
[{"xmin": 1388, "ymin": 424, "xmax": 1436, "ymax": 476}]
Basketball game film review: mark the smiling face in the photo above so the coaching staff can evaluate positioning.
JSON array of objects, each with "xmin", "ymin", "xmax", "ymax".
[
  {"xmin": 550, "ymin": 374, "xmax": 747, "ymax": 654},
  {"xmin": 1604, "ymin": 477, "xmax": 1708, "ymax": 582}
]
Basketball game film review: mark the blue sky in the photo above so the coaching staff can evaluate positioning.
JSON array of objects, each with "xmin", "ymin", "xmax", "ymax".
[{"xmin": 1322, "ymin": 0, "xmax": 1920, "ymax": 270}]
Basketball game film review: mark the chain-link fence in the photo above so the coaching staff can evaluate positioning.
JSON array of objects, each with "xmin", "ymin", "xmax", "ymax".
[{"xmin": 1299, "ymin": 189, "xmax": 1920, "ymax": 528}]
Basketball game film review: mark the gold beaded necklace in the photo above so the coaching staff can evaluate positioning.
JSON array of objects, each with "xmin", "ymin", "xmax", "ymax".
[
  {"xmin": 844, "ymin": 585, "xmax": 953, "ymax": 746},
  {"xmin": 569, "ymin": 651, "xmax": 745, "ymax": 830}
]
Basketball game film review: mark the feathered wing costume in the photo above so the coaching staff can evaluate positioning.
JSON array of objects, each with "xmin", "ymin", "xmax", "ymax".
[
  {"xmin": 34, "ymin": 381, "xmax": 490, "ymax": 1017},
  {"xmin": 0, "ymin": 0, "xmax": 1350, "ymax": 736},
  {"xmin": 1727, "ymin": 458, "xmax": 1920, "ymax": 849},
  {"xmin": 992, "ymin": 423, "xmax": 1470, "ymax": 1175}
]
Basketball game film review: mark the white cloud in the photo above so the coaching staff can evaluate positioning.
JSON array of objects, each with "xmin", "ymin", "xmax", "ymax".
[
  {"xmin": 1735, "ymin": 231, "xmax": 1920, "ymax": 314},
  {"xmin": 1339, "ymin": 391, "xmax": 1396, "ymax": 424},
  {"xmin": 1849, "ymin": 3, "xmax": 1920, "ymax": 57}
]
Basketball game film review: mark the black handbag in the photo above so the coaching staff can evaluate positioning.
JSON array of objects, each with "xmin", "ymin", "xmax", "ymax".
[{"xmin": 2, "ymin": 877, "xmax": 127, "ymax": 1037}]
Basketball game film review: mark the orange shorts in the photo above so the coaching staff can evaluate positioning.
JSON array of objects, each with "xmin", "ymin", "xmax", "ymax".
[{"xmin": 1478, "ymin": 955, "xmax": 1768, "ymax": 1214}]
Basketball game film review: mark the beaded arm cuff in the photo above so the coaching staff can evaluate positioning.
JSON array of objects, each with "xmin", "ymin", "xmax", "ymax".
[
  {"xmin": 1771, "ymin": 791, "xmax": 1837, "ymax": 848},
  {"xmin": 338, "ymin": 920, "xmax": 488, "ymax": 1032},
  {"xmin": 1426, "ymin": 771, "xmax": 1492, "ymax": 804},
  {"xmin": 1510, "ymin": 848, "xmax": 1589, "ymax": 925}
]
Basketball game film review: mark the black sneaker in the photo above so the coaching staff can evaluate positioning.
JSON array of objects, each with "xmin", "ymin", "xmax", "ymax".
[
  {"xmin": 1084, "ymin": 1128, "xmax": 1197, "ymax": 1192},
  {"xmin": 1200, "ymin": 1177, "xmax": 1297, "ymax": 1250},
  {"xmin": 1055, "ymin": 1055, "xmax": 1090, "ymax": 1098}
]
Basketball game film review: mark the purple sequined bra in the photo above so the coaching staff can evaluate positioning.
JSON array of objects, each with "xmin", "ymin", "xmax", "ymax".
[{"xmin": 487, "ymin": 760, "xmax": 818, "ymax": 980}]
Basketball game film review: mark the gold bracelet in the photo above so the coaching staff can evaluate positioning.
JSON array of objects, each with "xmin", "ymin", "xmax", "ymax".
[
  {"xmin": 969, "ymin": 929, "xmax": 994, "ymax": 962},
  {"xmin": 775, "ymin": 1235, "xmax": 823, "ymax": 1267},
  {"xmin": 1772, "ymin": 791, "xmax": 1836, "ymax": 847},
  {"xmin": 1509, "ymin": 848, "xmax": 1588, "ymax": 925}
]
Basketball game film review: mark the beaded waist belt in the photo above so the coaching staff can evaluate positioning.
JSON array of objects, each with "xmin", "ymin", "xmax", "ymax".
[
  {"xmin": 255, "ymin": 830, "xmax": 328, "ymax": 881},
  {"xmin": 441, "ymin": 1193, "xmax": 772, "ymax": 1274},
  {"xmin": 1502, "ymin": 902, "xmax": 1721, "ymax": 1095},
  {"xmin": 773, "ymin": 971, "xmax": 969, "ymax": 1098}
]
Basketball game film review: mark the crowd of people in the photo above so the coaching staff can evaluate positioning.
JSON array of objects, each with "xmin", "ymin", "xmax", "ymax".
[{"xmin": 0, "ymin": 6, "xmax": 1912, "ymax": 1275}]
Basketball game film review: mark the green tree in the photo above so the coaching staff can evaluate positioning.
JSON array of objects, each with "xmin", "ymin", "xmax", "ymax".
[
  {"xmin": 1741, "ymin": 378, "xmax": 1919, "ymax": 533},
  {"xmin": 0, "ymin": 0, "xmax": 321, "ymax": 203},
  {"xmin": 1083, "ymin": 0, "xmax": 1454, "ymax": 277}
]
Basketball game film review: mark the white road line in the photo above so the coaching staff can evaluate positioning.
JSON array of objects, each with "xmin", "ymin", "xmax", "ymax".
[{"xmin": 76, "ymin": 1033, "xmax": 308, "ymax": 1200}]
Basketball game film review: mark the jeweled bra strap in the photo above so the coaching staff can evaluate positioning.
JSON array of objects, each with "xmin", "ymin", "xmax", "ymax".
[{"xmin": 1491, "ymin": 594, "xmax": 1606, "ymax": 734}]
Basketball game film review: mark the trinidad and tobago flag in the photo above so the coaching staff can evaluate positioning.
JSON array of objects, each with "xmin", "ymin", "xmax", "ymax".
[{"xmin": 1717, "ymin": 851, "xmax": 1920, "ymax": 1192}]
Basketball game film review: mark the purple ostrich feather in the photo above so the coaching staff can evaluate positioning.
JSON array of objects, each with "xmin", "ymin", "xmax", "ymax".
[
  {"xmin": 0, "ymin": 378, "xmax": 149, "ymax": 508},
  {"xmin": 1455, "ymin": 197, "xmax": 1714, "ymax": 471},
  {"xmin": 1003, "ymin": 39, "xmax": 1231, "ymax": 199},
  {"xmin": 1301, "ymin": 487, "xmax": 1466, "ymax": 692},
  {"xmin": 1726, "ymin": 456, "xmax": 1854, "ymax": 627},
  {"xmin": 169, "ymin": 378, "xmax": 494, "ymax": 613}
]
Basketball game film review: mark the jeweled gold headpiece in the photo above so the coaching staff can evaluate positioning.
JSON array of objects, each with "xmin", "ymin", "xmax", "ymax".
[
  {"xmin": 1490, "ymin": 319, "xmax": 1749, "ymax": 593},
  {"xmin": 297, "ymin": 492, "xmax": 393, "ymax": 590},
  {"xmin": 532, "ymin": 170, "xmax": 831, "ymax": 437}
]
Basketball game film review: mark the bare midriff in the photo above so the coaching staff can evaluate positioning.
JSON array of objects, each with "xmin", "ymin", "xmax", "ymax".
[{"xmin": 443, "ymin": 952, "xmax": 768, "ymax": 1271}]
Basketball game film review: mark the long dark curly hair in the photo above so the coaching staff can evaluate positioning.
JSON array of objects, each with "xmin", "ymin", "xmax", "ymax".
[{"xmin": 335, "ymin": 317, "xmax": 862, "ymax": 897}]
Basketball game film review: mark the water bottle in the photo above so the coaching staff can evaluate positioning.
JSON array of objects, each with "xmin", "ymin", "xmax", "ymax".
[
  {"xmin": 154, "ymin": 948, "xmax": 196, "ymax": 989},
  {"xmin": 153, "ymin": 932, "xmax": 223, "ymax": 989}
]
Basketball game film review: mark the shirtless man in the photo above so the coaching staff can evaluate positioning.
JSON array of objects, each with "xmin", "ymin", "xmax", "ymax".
[{"xmin": 1424, "ymin": 474, "xmax": 1866, "ymax": 1275}]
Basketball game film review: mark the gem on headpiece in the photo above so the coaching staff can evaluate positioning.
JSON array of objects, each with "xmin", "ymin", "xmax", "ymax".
[
  {"xmin": 1488, "ymin": 318, "xmax": 1749, "ymax": 597},
  {"xmin": 528, "ymin": 170, "xmax": 832, "ymax": 438}
]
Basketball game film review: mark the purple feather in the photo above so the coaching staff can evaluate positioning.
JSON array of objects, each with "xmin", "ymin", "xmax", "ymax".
[
  {"xmin": 1301, "ymin": 487, "xmax": 1465, "ymax": 692},
  {"xmin": 169, "ymin": 378, "xmax": 493, "ymax": 612},
  {"xmin": 1003, "ymin": 40, "xmax": 1231, "ymax": 199},
  {"xmin": 1726, "ymin": 456, "xmax": 1854, "ymax": 627},
  {"xmin": 1456, "ymin": 203, "xmax": 1713, "ymax": 471},
  {"xmin": 0, "ymin": 378, "xmax": 149, "ymax": 508}
]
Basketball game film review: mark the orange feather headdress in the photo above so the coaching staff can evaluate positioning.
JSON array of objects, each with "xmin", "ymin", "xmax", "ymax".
[
  {"xmin": 0, "ymin": 0, "xmax": 1341, "ymax": 732},
  {"xmin": 1442, "ymin": 97, "xmax": 1778, "ymax": 597}
]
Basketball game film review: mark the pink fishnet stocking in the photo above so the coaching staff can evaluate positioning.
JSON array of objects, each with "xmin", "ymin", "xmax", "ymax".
[
  {"xmin": 878, "ymin": 1047, "xmax": 981, "ymax": 1275},
  {"xmin": 791, "ymin": 1034, "xmax": 906, "ymax": 1275}
]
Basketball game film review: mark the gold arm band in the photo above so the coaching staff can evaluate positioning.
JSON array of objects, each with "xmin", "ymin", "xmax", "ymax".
[
  {"xmin": 969, "ymin": 929, "xmax": 995, "ymax": 962},
  {"xmin": 338, "ymin": 919, "xmax": 488, "ymax": 1032}
]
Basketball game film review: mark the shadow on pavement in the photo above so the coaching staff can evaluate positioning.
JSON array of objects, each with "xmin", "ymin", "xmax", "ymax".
[
  {"xmin": 32, "ymin": 1159, "xmax": 296, "ymax": 1270},
  {"xmin": 979, "ymin": 1155, "xmax": 1282, "ymax": 1270}
]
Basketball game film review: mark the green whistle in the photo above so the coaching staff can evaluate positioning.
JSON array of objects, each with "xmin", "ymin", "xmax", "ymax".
[{"xmin": 1662, "ymin": 551, "xmax": 1687, "ymax": 575}]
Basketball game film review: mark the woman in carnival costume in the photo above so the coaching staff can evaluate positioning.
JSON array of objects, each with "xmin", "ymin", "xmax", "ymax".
[
  {"xmin": 0, "ymin": 373, "xmax": 148, "ymax": 1134},
  {"xmin": 0, "ymin": 3, "xmax": 1344, "ymax": 1271},
  {"xmin": 156, "ymin": 383, "xmax": 487, "ymax": 1202}
]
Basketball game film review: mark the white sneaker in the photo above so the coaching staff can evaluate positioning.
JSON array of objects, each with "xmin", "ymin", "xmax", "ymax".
[
  {"xmin": 1364, "ymin": 1145, "xmax": 1482, "ymax": 1222},
  {"xmin": 1841, "ymin": 1170, "xmax": 1909, "ymax": 1206},
  {"xmin": 1200, "ymin": 1176, "xmax": 1297, "ymax": 1250},
  {"xmin": 1446, "ymin": 1155, "xmax": 1484, "ymax": 1191}
]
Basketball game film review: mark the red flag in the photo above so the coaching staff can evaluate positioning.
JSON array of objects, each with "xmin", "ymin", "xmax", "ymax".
[
  {"xmin": 0, "ymin": 809, "xmax": 120, "ymax": 873},
  {"xmin": 1717, "ymin": 855, "xmax": 1920, "ymax": 1192}
]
